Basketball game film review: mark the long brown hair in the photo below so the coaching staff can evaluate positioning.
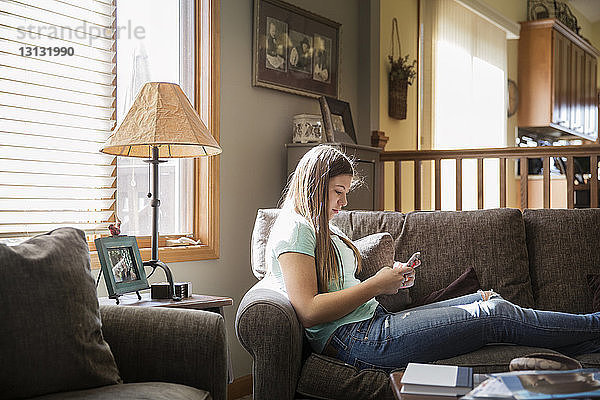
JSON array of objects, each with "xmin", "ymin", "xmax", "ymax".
[{"xmin": 282, "ymin": 145, "xmax": 362, "ymax": 293}]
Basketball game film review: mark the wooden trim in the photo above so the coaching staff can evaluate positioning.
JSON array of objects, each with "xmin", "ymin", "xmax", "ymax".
[
  {"xmin": 567, "ymin": 156, "xmax": 574, "ymax": 208},
  {"xmin": 455, "ymin": 158, "xmax": 462, "ymax": 211},
  {"xmin": 191, "ymin": 0, "xmax": 220, "ymax": 260},
  {"xmin": 381, "ymin": 146, "xmax": 600, "ymax": 211},
  {"xmin": 592, "ymin": 155, "xmax": 598, "ymax": 208},
  {"xmin": 499, "ymin": 157, "xmax": 506, "ymax": 208},
  {"xmin": 543, "ymin": 157, "xmax": 550, "ymax": 208},
  {"xmin": 414, "ymin": 160, "xmax": 421, "ymax": 211},
  {"xmin": 477, "ymin": 158, "xmax": 483, "ymax": 209},
  {"xmin": 434, "ymin": 158, "xmax": 441, "ymax": 210},
  {"xmin": 228, "ymin": 374, "xmax": 252, "ymax": 400},
  {"xmin": 520, "ymin": 19, "xmax": 600, "ymax": 57},
  {"xmin": 394, "ymin": 161, "xmax": 401, "ymax": 212},
  {"xmin": 520, "ymin": 157, "xmax": 528, "ymax": 209},
  {"xmin": 381, "ymin": 145, "xmax": 600, "ymax": 160},
  {"xmin": 109, "ymin": 0, "xmax": 117, "ymax": 226}
]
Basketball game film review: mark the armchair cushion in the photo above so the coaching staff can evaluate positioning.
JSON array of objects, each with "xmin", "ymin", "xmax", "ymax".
[
  {"xmin": 29, "ymin": 382, "xmax": 210, "ymax": 400},
  {"xmin": 0, "ymin": 228, "xmax": 121, "ymax": 399}
]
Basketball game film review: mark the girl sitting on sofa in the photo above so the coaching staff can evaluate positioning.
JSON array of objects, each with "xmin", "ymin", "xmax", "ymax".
[{"xmin": 265, "ymin": 144, "xmax": 600, "ymax": 371}]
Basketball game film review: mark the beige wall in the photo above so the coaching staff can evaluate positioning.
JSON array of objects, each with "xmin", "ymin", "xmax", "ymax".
[
  {"xmin": 378, "ymin": 0, "xmax": 419, "ymax": 211},
  {"xmin": 97, "ymin": 0, "xmax": 370, "ymax": 380}
]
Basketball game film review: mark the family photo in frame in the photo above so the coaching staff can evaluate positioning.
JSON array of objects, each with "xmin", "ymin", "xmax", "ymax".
[
  {"xmin": 95, "ymin": 235, "xmax": 149, "ymax": 301},
  {"xmin": 253, "ymin": 0, "xmax": 340, "ymax": 98}
]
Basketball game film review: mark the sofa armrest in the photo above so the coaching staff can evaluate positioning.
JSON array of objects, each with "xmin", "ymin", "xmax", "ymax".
[
  {"xmin": 100, "ymin": 305, "xmax": 227, "ymax": 400},
  {"xmin": 235, "ymin": 281, "xmax": 304, "ymax": 400}
]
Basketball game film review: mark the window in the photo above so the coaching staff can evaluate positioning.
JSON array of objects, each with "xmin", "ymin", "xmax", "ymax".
[
  {"xmin": 0, "ymin": 0, "xmax": 117, "ymax": 240},
  {"xmin": 420, "ymin": 0, "xmax": 516, "ymax": 210},
  {"xmin": 115, "ymin": 0, "xmax": 220, "ymax": 263},
  {"xmin": 0, "ymin": 0, "xmax": 220, "ymax": 262}
]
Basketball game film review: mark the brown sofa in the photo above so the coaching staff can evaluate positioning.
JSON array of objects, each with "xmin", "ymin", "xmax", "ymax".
[{"xmin": 236, "ymin": 208, "xmax": 600, "ymax": 400}]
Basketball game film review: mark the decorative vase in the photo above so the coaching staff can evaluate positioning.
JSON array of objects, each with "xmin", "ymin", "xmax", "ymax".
[{"xmin": 292, "ymin": 114, "xmax": 323, "ymax": 143}]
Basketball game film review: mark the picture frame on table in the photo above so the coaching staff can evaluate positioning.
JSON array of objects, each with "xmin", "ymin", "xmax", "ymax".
[
  {"xmin": 252, "ymin": 0, "xmax": 341, "ymax": 98},
  {"xmin": 95, "ymin": 235, "xmax": 149, "ymax": 300},
  {"xmin": 319, "ymin": 96, "xmax": 357, "ymax": 144}
]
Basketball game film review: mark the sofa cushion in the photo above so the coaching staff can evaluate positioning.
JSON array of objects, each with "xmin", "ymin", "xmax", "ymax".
[
  {"xmin": 523, "ymin": 209, "xmax": 600, "ymax": 313},
  {"xmin": 587, "ymin": 274, "xmax": 600, "ymax": 312},
  {"xmin": 435, "ymin": 345, "xmax": 563, "ymax": 374},
  {"xmin": 331, "ymin": 210, "xmax": 405, "ymax": 242},
  {"xmin": 251, "ymin": 209, "xmax": 404, "ymax": 280},
  {"xmin": 398, "ymin": 209, "xmax": 534, "ymax": 307},
  {"xmin": 411, "ymin": 266, "xmax": 481, "ymax": 307},
  {"xmin": 30, "ymin": 382, "xmax": 210, "ymax": 400},
  {"xmin": 574, "ymin": 353, "xmax": 600, "ymax": 369},
  {"xmin": 0, "ymin": 228, "xmax": 121, "ymax": 399},
  {"xmin": 354, "ymin": 233, "xmax": 411, "ymax": 312},
  {"xmin": 251, "ymin": 209, "xmax": 280, "ymax": 279},
  {"xmin": 297, "ymin": 353, "xmax": 397, "ymax": 400}
]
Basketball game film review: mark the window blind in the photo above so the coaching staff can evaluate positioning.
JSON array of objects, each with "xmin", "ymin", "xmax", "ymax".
[{"xmin": 0, "ymin": 0, "xmax": 116, "ymax": 239}]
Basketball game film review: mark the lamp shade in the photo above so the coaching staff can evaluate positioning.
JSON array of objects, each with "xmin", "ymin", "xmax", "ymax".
[{"xmin": 101, "ymin": 82, "xmax": 222, "ymax": 158}]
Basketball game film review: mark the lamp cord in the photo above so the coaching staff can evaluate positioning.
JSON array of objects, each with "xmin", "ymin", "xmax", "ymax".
[
  {"xmin": 95, "ymin": 268, "xmax": 102, "ymax": 289},
  {"xmin": 147, "ymin": 153, "xmax": 152, "ymax": 198}
]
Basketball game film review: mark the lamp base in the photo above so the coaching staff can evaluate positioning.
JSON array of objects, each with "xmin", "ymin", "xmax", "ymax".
[{"xmin": 143, "ymin": 260, "xmax": 182, "ymax": 301}]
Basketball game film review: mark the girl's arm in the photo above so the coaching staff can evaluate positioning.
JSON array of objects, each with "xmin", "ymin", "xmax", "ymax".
[{"xmin": 278, "ymin": 252, "xmax": 411, "ymax": 328}]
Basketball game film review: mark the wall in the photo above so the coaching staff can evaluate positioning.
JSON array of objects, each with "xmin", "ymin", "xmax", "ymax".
[
  {"xmin": 98, "ymin": 0, "xmax": 369, "ymax": 380},
  {"xmin": 378, "ymin": 0, "xmax": 420, "ymax": 211}
]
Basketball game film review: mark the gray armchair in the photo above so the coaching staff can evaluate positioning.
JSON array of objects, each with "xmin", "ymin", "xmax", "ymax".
[{"xmin": 100, "ymin": 305, "xmax": 228, "ymax": 400}]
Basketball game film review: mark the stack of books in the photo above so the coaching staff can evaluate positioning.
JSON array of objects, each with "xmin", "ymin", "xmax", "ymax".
[{"xmin": 400, "ymin": 363, "xmax": 474, "ymax": 399}]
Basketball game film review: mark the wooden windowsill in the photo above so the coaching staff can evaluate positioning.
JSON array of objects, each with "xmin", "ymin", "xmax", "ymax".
[{"xmin": 90, "ymin": 243, "xmax": 218, "ymax": 270}]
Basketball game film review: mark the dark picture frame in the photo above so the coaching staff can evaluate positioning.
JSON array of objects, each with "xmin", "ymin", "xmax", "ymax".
[
  {"xmin": 319, "ymin": 96, "xmax": 357, "ymax": 144},
  {"xmin": 253, "ymin": 0, "xmax": 341, "ymax": 98},
  {"xmin": 95, "ymin": 236, "xmax": 149, "ymax": 299}
]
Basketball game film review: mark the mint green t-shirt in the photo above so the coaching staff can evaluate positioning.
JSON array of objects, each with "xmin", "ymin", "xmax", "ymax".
[{"xmin": 265, "ymin": 209, "xmax": 378, "ymax": 353}]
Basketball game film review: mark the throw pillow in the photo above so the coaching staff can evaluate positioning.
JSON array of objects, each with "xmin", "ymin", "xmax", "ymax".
[
  {"xmin": 353, "ymin": 232, "xmax": 411, "ymax": 312},
  {"xmin": 0, "ymin": 228, "xmax": 121, "ymax": 399},
  {"xmin": 587, "ymin": 274, "xmax": 600, "ymax": 311},
  {"xmin": 410, "ymin": 266, "xmax": 482, "ymax": 307}
]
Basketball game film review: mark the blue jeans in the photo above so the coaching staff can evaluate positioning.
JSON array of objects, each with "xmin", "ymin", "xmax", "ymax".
[{"xmin": 325, "ymin": 292, "xmax": 600, "ymax": 372}]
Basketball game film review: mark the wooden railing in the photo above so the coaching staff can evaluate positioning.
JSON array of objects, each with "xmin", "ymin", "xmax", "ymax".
[{"xmin": 379, "ymin": 146, "xmax": 600, "ymax": 211}]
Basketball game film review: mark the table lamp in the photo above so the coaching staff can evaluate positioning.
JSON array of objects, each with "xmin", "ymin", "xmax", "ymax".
[{"xmin": 101, "ymin": 82, "xmax": 222, "ymax": 300}]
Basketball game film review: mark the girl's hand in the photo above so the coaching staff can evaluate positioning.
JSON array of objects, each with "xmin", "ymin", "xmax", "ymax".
[{"xmin": 370, "ymin": 266, "xmax": 411, "ymax": 295}]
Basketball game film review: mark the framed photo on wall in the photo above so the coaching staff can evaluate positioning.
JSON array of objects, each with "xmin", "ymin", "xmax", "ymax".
[
  {"xmin": 253, "ymin": 0, "xmax": 341, "ymax": 98},
  {"xmin": 95, "ymin": 235, "xmax": 149, "ymax": 300}
]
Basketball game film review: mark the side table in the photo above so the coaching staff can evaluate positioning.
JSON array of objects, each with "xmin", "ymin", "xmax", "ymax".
[
  {"xmin": 98, "ymin": 292, "xmax": 234, "ymax": 382},
  {"xmin": 98, "ymin": 292, "xmax": 233, "ymax": 314}
]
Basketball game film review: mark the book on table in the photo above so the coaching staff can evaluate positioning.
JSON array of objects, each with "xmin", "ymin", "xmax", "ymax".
[
  {"xmin": 491, "ymin": 369, "xmax": 600, "ymax": 399},
  {"xmin": 400, "ymin": 363, "xmax": 474, "ymax": 396}
]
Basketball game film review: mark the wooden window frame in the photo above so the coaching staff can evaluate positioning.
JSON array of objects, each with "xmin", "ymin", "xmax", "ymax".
[{"xmin": 91, "ymin": 0, "xmax": 220, "ymax": 268}]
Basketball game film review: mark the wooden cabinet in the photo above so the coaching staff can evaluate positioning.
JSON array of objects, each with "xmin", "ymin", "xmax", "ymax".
[
  {"xmin": 518, "ymin": 19, "xmax": 599, "ymax": 141},
  {"xmin": 286, "ymin": 143, "xmax": 382, "ymax": 211}
]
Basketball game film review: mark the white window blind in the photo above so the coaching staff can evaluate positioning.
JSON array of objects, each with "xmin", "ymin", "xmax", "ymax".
[
  {"xmin": 0, "ymin": 0, "xmax": 116, "ymax": 239},
  {"xmin": 420, "ymin": 0, "xmax": 508, "ymax": 210}
]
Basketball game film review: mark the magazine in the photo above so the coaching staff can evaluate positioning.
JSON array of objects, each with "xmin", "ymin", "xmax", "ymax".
[{"xmin": 491, "ymin": 369, "xmax": 600, "ymax": 399}]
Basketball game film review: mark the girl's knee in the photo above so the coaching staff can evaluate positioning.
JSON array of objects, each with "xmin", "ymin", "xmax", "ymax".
[{"xmin": 478, "ymin": 289, "xmax": 502, "ymax": 301}]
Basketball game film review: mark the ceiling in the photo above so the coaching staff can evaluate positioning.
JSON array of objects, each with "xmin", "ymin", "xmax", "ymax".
[{"xmin": 569, "ymin": 0, "xmax": 600, "ymax": 23}]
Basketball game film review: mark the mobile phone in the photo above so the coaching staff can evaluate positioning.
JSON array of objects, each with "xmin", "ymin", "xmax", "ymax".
[
  {"xmin": 405, "ymin": 251, "xmax": 421, "ymax": 269},
  {"xmin": 393, "ymin": 251, "xmax": 421, "ymax": 269}
]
